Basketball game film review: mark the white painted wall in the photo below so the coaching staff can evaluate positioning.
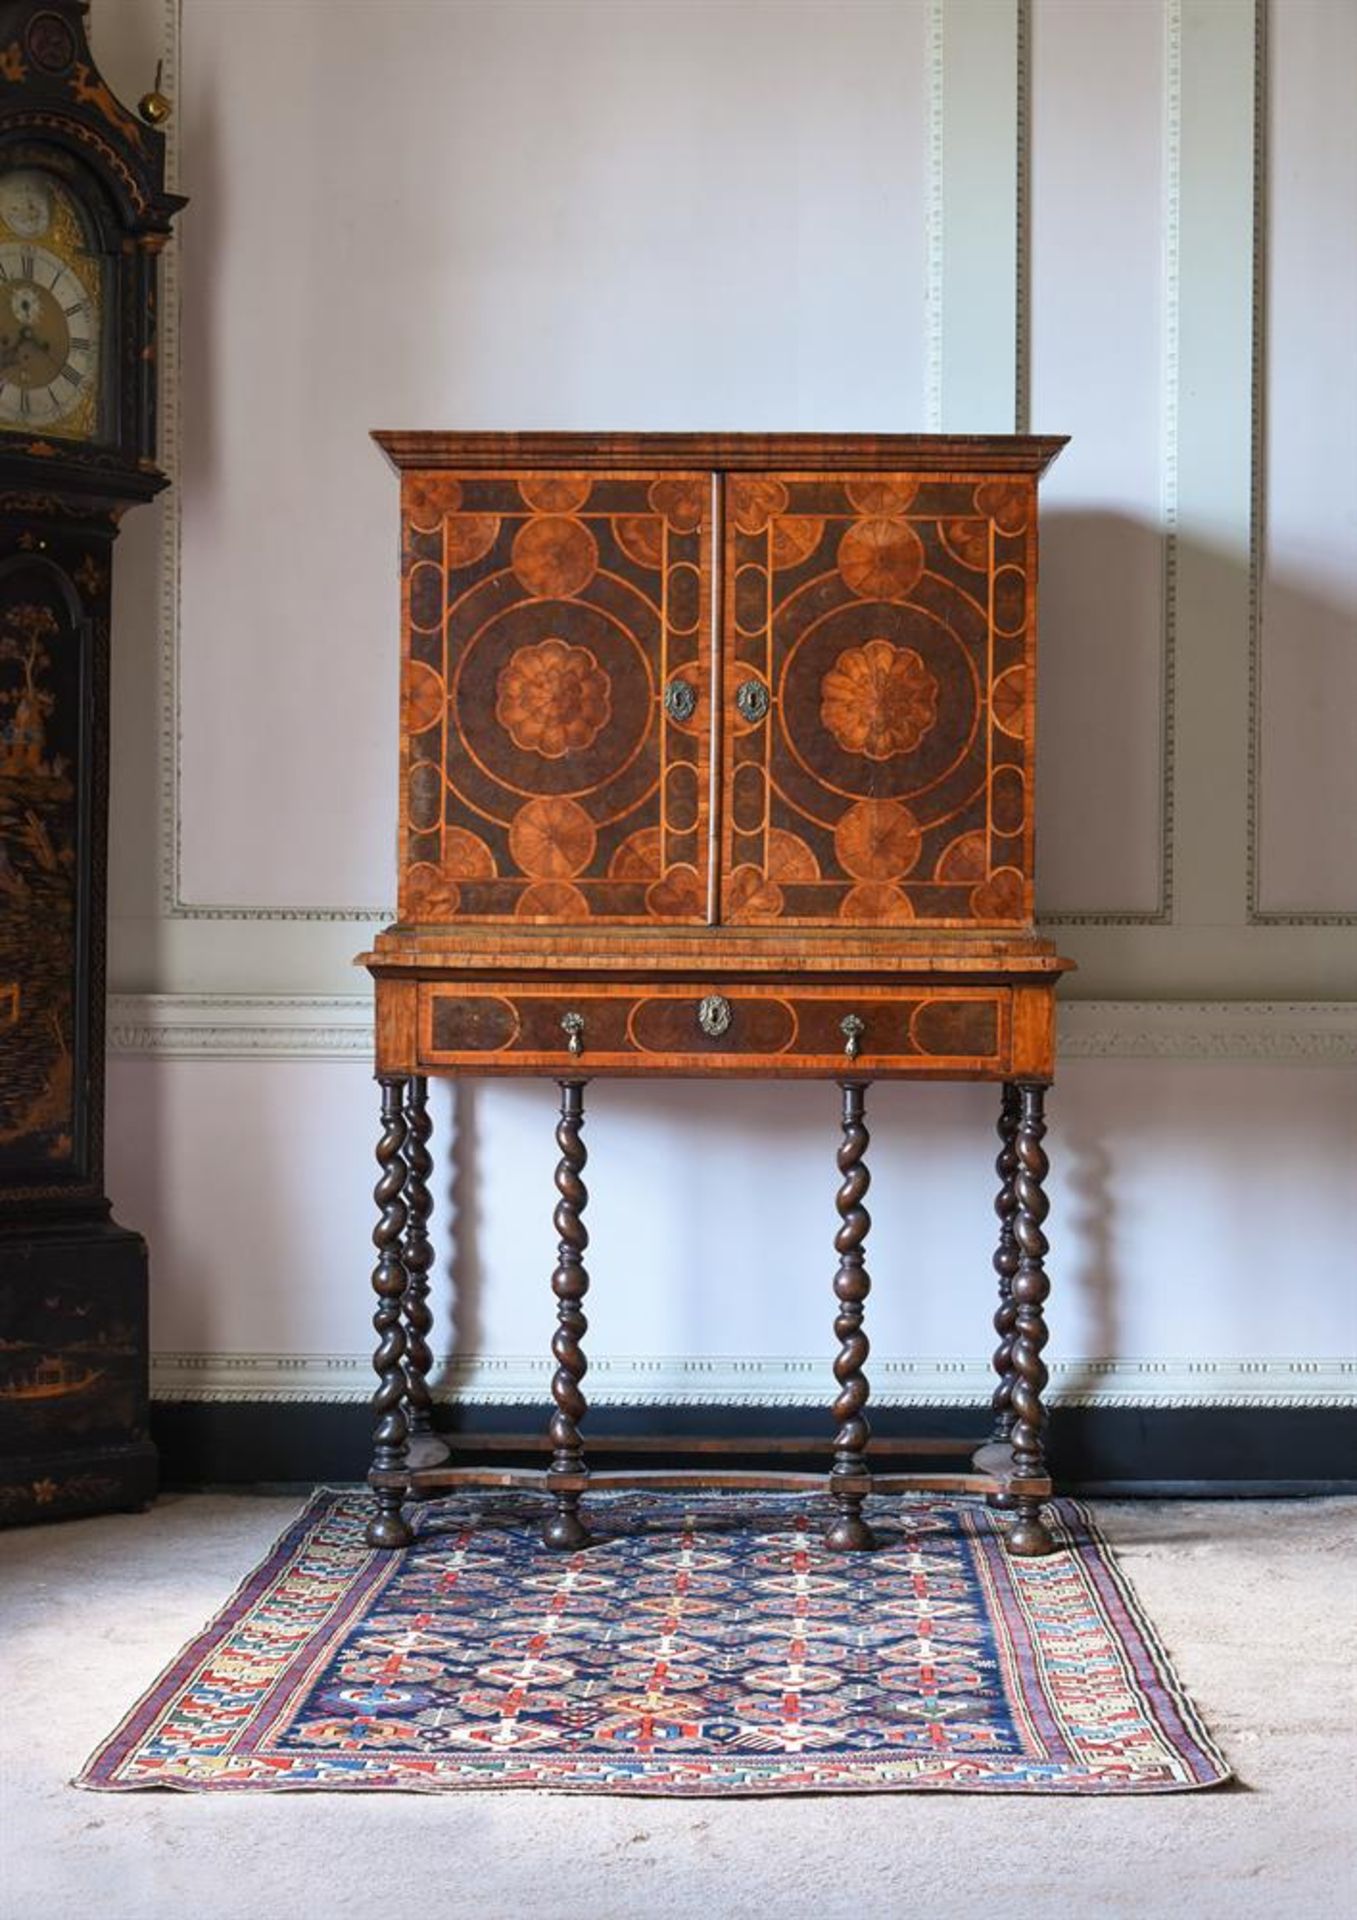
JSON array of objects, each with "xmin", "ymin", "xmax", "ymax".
[{"xmin": 93, "ymin": 0, "xmax": 1355, "ymax": 1410}]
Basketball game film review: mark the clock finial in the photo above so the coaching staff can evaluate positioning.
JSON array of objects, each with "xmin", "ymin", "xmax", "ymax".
[{"xmin": 138, "ymin": 59, "xmax": 171, "ymax": 127}]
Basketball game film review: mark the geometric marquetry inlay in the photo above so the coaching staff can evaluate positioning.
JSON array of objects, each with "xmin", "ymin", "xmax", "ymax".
[{"xmin": 722, "ymin": 474, "xmax": 1035, "ymax": 927}]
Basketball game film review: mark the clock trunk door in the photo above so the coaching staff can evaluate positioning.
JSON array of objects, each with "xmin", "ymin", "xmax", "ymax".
[
  {"xmin": 400, "ymin": 472, "xmax": 712, "ymax": 925},
  {"xmin": 719, "ymin": 473, "xmax": 1036, "ymax": 928}
]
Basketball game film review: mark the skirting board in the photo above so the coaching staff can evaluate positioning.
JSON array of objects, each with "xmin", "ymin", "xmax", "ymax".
[
  {"xmin": 109, "ymin": 995, "xmax": 1357, "ymax": 1062},
  {"xmin": 149, "ymin": 1400, "xmax": 1357, "ymax": 1496},
  {"xmin": 150, "ymin": 1353, "xmax": 1356, "ymax": 1410}
]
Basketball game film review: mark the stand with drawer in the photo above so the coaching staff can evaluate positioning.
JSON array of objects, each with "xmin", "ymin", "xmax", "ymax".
[{"xmin": 360, "ymin": 431, "xmax": 1072, "ymax": 1558}]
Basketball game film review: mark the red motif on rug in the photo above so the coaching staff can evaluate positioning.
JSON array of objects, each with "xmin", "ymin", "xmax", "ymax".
[{"xmin": 78, "ymin": 1492, "xmax": 1230, "ymax": 1794}]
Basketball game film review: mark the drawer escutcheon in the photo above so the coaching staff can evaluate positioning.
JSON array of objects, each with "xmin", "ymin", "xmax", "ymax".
[{"xmin": 697, "ymin": 993, "xmax": 733, "ymax": 1038}]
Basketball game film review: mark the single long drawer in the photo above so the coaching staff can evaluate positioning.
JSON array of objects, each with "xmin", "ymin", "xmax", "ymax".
[{"xmin": 417, "ymin": 982, "xmax": 1012, "ymax": 1077}]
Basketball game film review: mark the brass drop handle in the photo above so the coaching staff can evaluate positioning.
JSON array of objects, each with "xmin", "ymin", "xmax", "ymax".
[
  {"xmin": 697, "ymin": 993, "xmax": 732, "ymax": 1037},
  {"xmin": 664, "ymin": 678, "xmax": 697, "ymax": 723},
  {"xmin": 561, "ymin": 1011, "xmax": 585, "ymax": 1057},
  {"xmin": 840, "ymin": 1014, "xmax": 865, "ymax": 1061},
  {"xmin": 735, "ymin": 679, "xmax": 769, "ymax": 724}
]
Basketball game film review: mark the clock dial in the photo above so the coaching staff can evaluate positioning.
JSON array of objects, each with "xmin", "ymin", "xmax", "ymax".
[
  {"xmin": 0, "ymin": 243, "xmax": 97, "ymax": 429},
  {"xmin": 0, "ymin": 170, "xmax": 102, "ymax": 442}
]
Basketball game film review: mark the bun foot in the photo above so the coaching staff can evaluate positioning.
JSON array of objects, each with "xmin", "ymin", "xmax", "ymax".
[
  {"xmin": 365, "ymin": 1503, "xmax": 414, "ymax": 1550},
  {"xmin": 986, "ymin": 1490, "xmax": 1019, "ymax": 1511},
  {"xmin": 1006, "ymin": 1512, "xmax": 1057, "ymax": 1557},
  {"xmin": 825, "ymin": 1511, "xmax": 878, "ymax": 1553},
  {"xmin": 542, "ymin": 1503, "xmax": 591, "ymax": 1551}
]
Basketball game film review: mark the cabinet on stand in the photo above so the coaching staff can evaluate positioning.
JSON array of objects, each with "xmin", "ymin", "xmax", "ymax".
[{"xmin": 359, "ymin": 432, "xmax": 1072, "ymax": 1556}]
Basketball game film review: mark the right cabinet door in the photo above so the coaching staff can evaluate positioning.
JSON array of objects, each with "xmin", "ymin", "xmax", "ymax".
[{"xmin": 720, "ymin": 472, "xmax": 1035, "ymax": 928}]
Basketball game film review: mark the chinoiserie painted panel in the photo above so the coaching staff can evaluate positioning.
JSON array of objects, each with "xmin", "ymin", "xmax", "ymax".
[
  {"xmin": 399, "ymin": 471, "xmax": 713, "ymax": 925},
  {"xmin": 720, "ymin": 474, "xmax": 1035, "ymax": 927}
]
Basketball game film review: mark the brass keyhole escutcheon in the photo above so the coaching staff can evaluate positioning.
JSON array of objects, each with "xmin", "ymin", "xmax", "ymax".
[
  {"xmin": 697, "ymin": 994, "xmax": 732, "ymax": 1038},
  {"xmin": 664, "ymin": 678, "xmax": 697, "ymax": 723},
  {"xmin": 735, "ymin": 679, "xmax": 769, "ymax": 724}
]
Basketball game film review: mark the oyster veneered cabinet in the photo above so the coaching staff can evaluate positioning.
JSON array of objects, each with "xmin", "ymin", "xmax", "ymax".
[
  {"xmin": 399, "ymin": 467, "xmax": 713, "ymax": 925},
  {"xmin": 393, "ymin": 448, "xmax": 1043, "ymax": 934},
  {"xmin": 362, "ymin": 432, "xmax": 1070, "ymax": 1559}
]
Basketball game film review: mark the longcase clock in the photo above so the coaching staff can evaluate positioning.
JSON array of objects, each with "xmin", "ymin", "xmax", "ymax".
[{"xmin": 0, "ymin": 0, "xmax": 183, "ymax": 1524}]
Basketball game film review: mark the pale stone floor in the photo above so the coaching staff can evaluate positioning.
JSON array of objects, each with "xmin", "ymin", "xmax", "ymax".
[{"xmin": 0, "ymin": 1493, "xmax": 1353, "ymax": 1920}]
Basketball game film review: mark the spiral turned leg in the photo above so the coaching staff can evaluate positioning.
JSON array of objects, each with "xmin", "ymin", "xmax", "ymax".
[
  {"xmin": 990, "ymin": 1083, "xmax": 1021, "ymax": 1440},
  {"xmin": 401, "ymin": 1076, "xmax": 448, "ymax": 1472},
  {"xmin": 1008, "ymin": 1082, "xmax": 1056, "ymax": 1557},
  {"xmin": 826, "ymin": 1081, "xmax": 877, "ymax": 1552},
  {"xmin": 544, "ymin": 1080, "xmax": 591, "ymax": 1551},
  {"xmin": 366, "ymin": 1075, "xmax": 413, "ymax": 1549},
  {"xmin": 982, "ymin": 1083, "xmax": 1022, "ymax": 1508}
]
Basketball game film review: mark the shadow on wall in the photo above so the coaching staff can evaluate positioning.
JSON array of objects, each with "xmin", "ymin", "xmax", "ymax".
[{"xmin": 1035, "ymin": 505, "xmax": 1356, "ymax": 925}]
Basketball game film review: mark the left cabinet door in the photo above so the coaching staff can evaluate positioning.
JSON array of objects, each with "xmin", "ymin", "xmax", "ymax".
[{"xmin": 399, "ymin": 471, "xmax": 713, "ymax": 924}]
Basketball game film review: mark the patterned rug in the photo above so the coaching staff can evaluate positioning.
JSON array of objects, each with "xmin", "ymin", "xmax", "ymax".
[{"xmin": 78, "ymin": 1489, "xmax": 1230, "ymax": 1795}]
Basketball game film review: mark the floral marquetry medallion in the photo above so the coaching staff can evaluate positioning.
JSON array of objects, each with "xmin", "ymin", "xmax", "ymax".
[
  {"xmin": 399, "ymin": 472, "xmax": 712, "ymax": 923},
  {"xmin": 722, "ymin": 473, "xmax": 1036, "ymax": 927}
]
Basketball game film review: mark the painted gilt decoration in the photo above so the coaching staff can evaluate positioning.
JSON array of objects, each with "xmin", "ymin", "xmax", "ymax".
[
  {"xmin": 722, "ymin": 475, "xmax": 1035, "ymax": 927},
  {"xmin": 399, "ymin": 471, "xmax": 711, "ymax": 925},
  {"xmin": 0, "ymin": 560, "xmax": 86, "ymax": 1178}
]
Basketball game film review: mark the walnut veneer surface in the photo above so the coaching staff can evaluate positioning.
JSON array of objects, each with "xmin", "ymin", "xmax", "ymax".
[{"xmin": 358, "ymin": 432, "xmax": 1072, "ymax": 1557}]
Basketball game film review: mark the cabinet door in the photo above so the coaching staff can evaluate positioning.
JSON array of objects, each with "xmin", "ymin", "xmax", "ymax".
[
  {"xmin": 720, "ymin": 474, "xmax": 1034, "ymax": 927},
  {"xmin": 400, "ymin": 472, "xmax": 712, "ymax": 924}
]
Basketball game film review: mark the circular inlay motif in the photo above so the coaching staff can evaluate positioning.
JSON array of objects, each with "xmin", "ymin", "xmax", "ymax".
[
  {"xmin": 969, "ymin": 866, "xmax": 1025, "ymax": 919},
  {"xmin": 974, "ymin": 479, "xmax": 1028, "ymax": 534},
  {"xmin": 609, "ymin": 827, "xmax": 661, "ymax": 879},
  {"xmin": 766, "ymin": 829, "xmax": 820, "ymax": 881},
  {"xmin": 935, "ymin": 829, "xmax": 988, "ymax": 883},
  {"xmin": 508, "ymin": 795, "xmax": 597, "ymax": 878},
  {"xmin": 406, "ymin": 476, "xmax": 460, "ymax": 528},
  {"xmin": 403, "ymin": 863, "xmax": 460, "ymax": 920},
  {"xmin": 938, "ymin": 518, "xmax": 990, "ymax": 572},
  {"xmin": 440, "ymin": 827, "xmax": 497, "ymax": 879},
  {"xmin": 778, "ymin": 588, "xmax": 983, "ymax": 812},
  {"xmin": 991, "ymin": 663, "xmax": 1026, "ymax": 737},
  {"xmin": 770, "ymin": 517, "xmax": 824, "ymax": 568},
  {"xmin": 511, "ymin": 516, "xmax": 598, "ymax": 597},
  {"xmin": 645, "ymin": 865, "xmax": 704, "ymax": 917},
  {"xmin": 834, "ymin": 799, "xmax": 923, "ymax": 880},
  {"xmin": 444, "ymin": 515, "xmax": 501, "ymax": 568},
  {"xmin": 613, "ymin": 515, "xmax": 665, "ymax": 569},
  {"xmin": 729, "ymin": 477, "xmax": 789, "ymax": 534},
  {"xmin": 647, "ymin": 478, "xmax": 706, "ymax": 531},
  {"xmin": 405, "ymin": 660, "xmax": 445, "ymax": 733},
  {"xmin": 520, "ymin": 475, "xmax": 591, "ymax": 513},
  {"xmin": 517, "ymin": 880, "xmax": 589, "ymax": 919},
  {"xmin": 726, "ymin": 865, "xmax": 785, "ymax": 920},
  {"xmin": 496, "ymin": 637, "xmax": 611, "ymax": 758},
  {"xmin": 837, "ymin": 517, "xmax": 925, "ymax": 601},
  {"xmin": 839, "ymin": 882, "xmax": 916, "ymax": 923},
  {"xmin": 821, "ymin": 639, "xmax": 938, "ymax": 760},
  {"xmin": 845, "ymin": 477, "xmax": 919, "ymax": 516}
]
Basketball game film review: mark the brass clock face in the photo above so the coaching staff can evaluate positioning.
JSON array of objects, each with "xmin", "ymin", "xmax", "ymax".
[{"xmin": 0, "ymin": 169, "xmax": 101, "ymax": 441}]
